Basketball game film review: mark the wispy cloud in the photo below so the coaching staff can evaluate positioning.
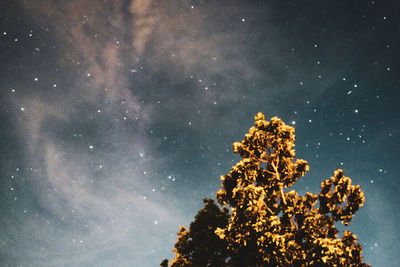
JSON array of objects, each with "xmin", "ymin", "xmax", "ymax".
[{"xmin": 10, "ymin": 0, "xmax": 269, "ymax": 265}]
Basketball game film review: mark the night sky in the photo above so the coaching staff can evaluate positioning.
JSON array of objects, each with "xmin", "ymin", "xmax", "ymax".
[{"xmin": 1, "ymin": 1, "xmax": 399, "ymax": 266}]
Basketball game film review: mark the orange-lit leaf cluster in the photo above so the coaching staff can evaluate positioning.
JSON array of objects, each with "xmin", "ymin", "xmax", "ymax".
[{"xmin": 165, "ymin": 113, "xmax": 369, "ymax": 267}]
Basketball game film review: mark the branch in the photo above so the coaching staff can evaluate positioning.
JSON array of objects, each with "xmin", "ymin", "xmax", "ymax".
[
  {"xmin": 266, "ymin": 205, "xmax": 274, "ymax": 215},
  {"xmin": 280, "ymin": 186, "xmax": 287, "ymax": 205},
  {"xmin": 258, "ymin": 157, "xmax": 268, "ymax": 163},
  {"xmin": 271, "ymin": 159, "xmax": 287, "ymax": 205},
  {"xmin": 256, "ymin": 155, "xmax": 287, "ymax": 206},
  {"xmin": 290, "ymin": 215, "xmax": 297, "ymax": 230}
]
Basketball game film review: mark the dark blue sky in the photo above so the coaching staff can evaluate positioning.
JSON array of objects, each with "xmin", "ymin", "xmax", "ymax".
[{"xmin": 1, "ymin": 1, "xmax": 399, "ymax": 266}]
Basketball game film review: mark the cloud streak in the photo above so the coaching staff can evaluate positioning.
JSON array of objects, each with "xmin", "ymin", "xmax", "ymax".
[{"xmin": 9, "ymin": 0, "xmax": 270, "ymax": 265}]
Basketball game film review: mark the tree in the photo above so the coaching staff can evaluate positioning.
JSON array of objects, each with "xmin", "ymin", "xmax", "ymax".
[
  {"xmin": 160, "ymin": 259, "xmax": 169, "ymax": 267},
  {"xmin": 164, "ymin": 199, "xmax": 231, "ymax": 267},
  {"xmin": 164, "ymin": 113, "xmax": 369, "ymax": 266}
]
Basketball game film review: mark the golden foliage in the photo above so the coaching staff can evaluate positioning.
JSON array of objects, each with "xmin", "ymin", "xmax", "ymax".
[{"xmin": 166, "ymin": 113, "xmax": 369, "ymax": 266}]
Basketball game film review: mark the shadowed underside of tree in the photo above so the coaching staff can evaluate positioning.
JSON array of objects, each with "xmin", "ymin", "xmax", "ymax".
[
  {"xmin": 162, "ymin": 113, "xmax": 369, "ymax": 267},
  {"xmin": 169, "ymin": 199, "xmax": 230, "ymax": 266}
]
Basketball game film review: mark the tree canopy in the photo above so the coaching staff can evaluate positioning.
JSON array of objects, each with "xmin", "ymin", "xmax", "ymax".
[{"xmin": 162, "ymin": 113, "xmax": 369, "ymax": 266}]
